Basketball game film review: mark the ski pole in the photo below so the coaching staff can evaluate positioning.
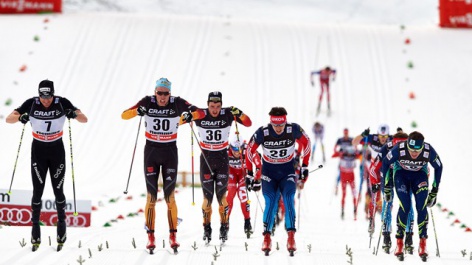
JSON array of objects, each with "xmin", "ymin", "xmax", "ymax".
[
  {"xmin": 68, "ymin": 119, "xmax": 78, "ymax": 216},
  {"xmin": 233, "ymin": 115, "xmax": 250, "ymax": 203},
  {"xmin": 189, "ymin": 122, "xmax": 214, "ymax": 176},
  {"xmin": 430, "ymin": 208, "xmax": 440, "ymax": 257},
  {"xmin": 375, "ymin": 200, "xmax": 387, "ymax": 255},
  {"xmin": 124, "ymin": 116, "xmax": 142, "ymax": 194},
  {"xmin": 355, "ymin": 135, "xmax": 369, "ymax": 211},
  {"xmin": 191, "ymin": 122, "xmax": 195, "ymax": 206},
  {"xmin": 309, "ymin": 164, "xmax": 323, "ymax": 173},
  {"xmin": 7, "ymin": 123, "xmax": 26, "ymax": 194}
]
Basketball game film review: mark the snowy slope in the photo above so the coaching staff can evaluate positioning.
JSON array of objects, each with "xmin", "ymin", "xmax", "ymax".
[{"xmin": 1, "ymin": 1, "xmax": 472, "ymax": 264}]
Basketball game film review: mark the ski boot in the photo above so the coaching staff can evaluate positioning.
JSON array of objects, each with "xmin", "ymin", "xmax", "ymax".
[
  {"xmin": 367, "ymin": 218, "xmax": 375, "ymax": 234},
  {"xmin": 405, "ymin": 232, "xmax": 414, "ymax": 254},
  {"xmin": 287, "ymin": 230, "xmax": 297, "ymax": 257},
  {"xmin": 341, "ymin": 208, "xmax": 345, "ymax": 220},
  {"xmin": 169, "ymin": 231, "xmax": 180, "ymax": 254},
  {"xmin": 57, "ymin": 234, "xmax": 67, "ymax": 252},
  {"xmin": 261, "ymin": 232, "xmax": 272, "ymax": 256},
  {"xmin": 31, "ymin": 223, "xmax": 41, "ymax": 252},
  {"xmin": 244, "ymin": 219, "xmax": 253, "ymax": 239},
  {"xmin": 418, "ymin": 237, "xmax": 428, "ymax": 262},
  {"xmin": 203, "ymin": 223, "xmax": 212, "ymax": 245},
  {"xmin": 394, "ymin": 238, "xmax": 404, "ymax": 261},
  {"xmin": 31, "ymin": 238, "xmax": 41, "ymax": 252},
  {"xmin": 219, "ymin": 223, "xmax": 229, "ymax": 244},
  {"xmin": 353, "ymin": 206, "xmax": 358, "ymax": 221},
  {"xmin": 382, "ymin": 232, "xmax": 392, "ymax": 254},
  {"xmin": 146, "ymin": 232, "xmax": 156, "ymax": 254}
]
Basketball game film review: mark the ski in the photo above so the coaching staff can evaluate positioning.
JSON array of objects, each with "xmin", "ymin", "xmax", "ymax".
[{"xmin": 57, "ymin": 243, "xmax": 64, "ymax": 252}]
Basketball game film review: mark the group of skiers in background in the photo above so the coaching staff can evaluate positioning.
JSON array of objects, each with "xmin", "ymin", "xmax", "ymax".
[{"xmin": 6, "ymin": 74, "xmax": 443, "ymax": 261}]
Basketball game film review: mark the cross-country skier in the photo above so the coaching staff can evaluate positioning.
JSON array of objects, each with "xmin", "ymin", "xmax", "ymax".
[
  {"xmin": 226, "ymin": 138, "xmax": 252, "ymax": 238},
  {"xmin": 6, "ymin": 79, "xmax": 88, "ymax": 252},
  {"xmin": 121, "ymin": 78, "xmax": 203, "ymax": 254},
  {"xmin": 245, "ymin": 107, "xmax": 311, "ymax": 256},
  {"xmin": 311, "ymin": 121, "xmax": 326, "ymax": 163},
  {"xmin": 333, "ymin": 128, "xmax": 354, "ymax": 196},
  {"xmin": 310, "ymin": 66, "xmax": 336, "ymax": 115},
  {"xmin": 369, "ymin": 129, "xmax": 416, "ymax": 254},
  {"xmin": 186, "ymin": 91, "xmax": 252, "ymax": 245},
  {"xmin": 332, "ymin": 145, "xmax": 360, "ymax": 220},
  {"xmin": 381, "ymin": 131, "xmax": 443, "ymax": 261}
]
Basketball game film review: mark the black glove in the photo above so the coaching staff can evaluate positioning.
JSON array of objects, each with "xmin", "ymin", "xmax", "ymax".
[
  {"xmin": 19, "ymin": 113, "xmax": 29, "ymax": 124},
  {"xmin": 182, "ymin": 111, "xmax": 193, "ymax": 123},
  {"xmin": 384, "ymin": 187, "xmax": 393, "ymax": 203},
  {"xmin": 65, "ymin": 109, "xmax": 77, "ymax": 119},
  {"xmin": 230, "ymin": 106, "xmax": 242, "ymax": 117},
  {"xmin": 246, "ymin": 171, "xmax": 254, "ymax": 188},
  {"xmin": 137, "ymin": 106, "xmax": 147, "ymax": 116},
  {"xmin": 361, "ymin": 128, "xmax": 370, "ymax": 137},
  {"xmin": 251, "ymin": 179, "xmax": 261, "ymax": 192},
  {"xmin": 299, "ymin": 165, "xmax": 309, "ymax": 183},
  {"xmin": 371, "ymin": 183, "xmax": 380, "ymax": 193},
  {"xmin": 426, "ymin": 187, "xmax": 438, "ymax": 208}
]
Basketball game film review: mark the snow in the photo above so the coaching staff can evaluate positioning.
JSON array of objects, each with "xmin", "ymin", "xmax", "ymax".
[{"xmin": 1, "ymin": 0, "xmax": 472, "ymax": 264}]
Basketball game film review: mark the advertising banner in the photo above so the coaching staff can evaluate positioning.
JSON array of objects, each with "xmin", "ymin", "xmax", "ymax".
[
  {"xmin": 0, "ymin": 0, "xmax": 62, "ymax": 14},
  {"xmin": 439, "ymin": 0, "xmax": 472, "ymax": 28},
  {"xmin": 0, "ymin": 189, "xmax": 91, "ymax": 227}
]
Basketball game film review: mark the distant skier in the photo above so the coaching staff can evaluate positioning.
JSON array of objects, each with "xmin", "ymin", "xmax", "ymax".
[
  {"xmin": 188, "ymin": 91, "xmax": 252, "ymax": 245},
  {"xmin": 6, "ymin": 79, "xmax": 88, "ymax": 252},
  {"xmin": 245, "ymin": 107, "xmax": 311, "ymax": 256},
  {"xmin": 333, "ymin": 128, "xmax": 354, "ymax": 196},
  {"xmin": 381, "ymin": 131, "xmax": 443, "ymax": 261},
  {"xmin": 310, "ymin": 66, "xmax": 336, "ymax": 115},
  {"xmin": 226, "ymin": 138, "xmax": 252, "ymax": 238},
  {"xmin": 332, "ymin": 145, "xmax": 360, "ymax": 220},
  {"xmin": 311, "ymin": 121, "xmax": 326, "ymax": 163},
  {"xmin": 121, "ymin": 77, "xmax": 203, "ymax": 254}
]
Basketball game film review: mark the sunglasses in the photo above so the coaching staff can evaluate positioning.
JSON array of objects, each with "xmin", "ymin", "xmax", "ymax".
[
  {"xmin": 271, "ymin": 123, "xmax": 286, "ymax": 127},
  {"xmin": 379, "ymin": 134, "xmax": 389, "ymax": 139},
  {"xmin": 39, "ymin": 95, "xmax": 52, "ymax": 99},
  {"xmin": 156, "ymin": 91, "xmax": 170, "ymax": 96},
  {"xmin": 407, "ymin": 144, "xmax": 423, "ymax": 153},
  {"xmin": 208, "ymin": 97, "xmax": 221, "ymax": 102},
  {"xmin": 231, "ymin": 146, "xmax": 240, "ymax": 152}
]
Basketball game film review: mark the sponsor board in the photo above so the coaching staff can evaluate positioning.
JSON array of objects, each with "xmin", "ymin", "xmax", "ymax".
[
  {"xmin": 0, "ymin": 189, "xmax": 91, "ymax": 227},
  {"xmin": 0, "ymin": 0, "xmax": 62, "ymax": 14}
]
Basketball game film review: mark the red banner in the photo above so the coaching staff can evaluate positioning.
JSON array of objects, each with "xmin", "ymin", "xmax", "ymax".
[
  {"xmin": 0, "ymin": 0, "xmax": 62, "ymax": 14},
  {"xmin": 0, "ymin": 205, "xmax": 91, "ymax": 227},
  {"xmin": 439, "ymin": 0, "xmax": 472, "ymax": 28}
]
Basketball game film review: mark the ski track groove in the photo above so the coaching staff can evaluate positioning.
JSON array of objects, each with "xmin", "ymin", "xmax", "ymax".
[{"xmin": 182, "ymin": 17, "xmax": 213, "ymax": 100}]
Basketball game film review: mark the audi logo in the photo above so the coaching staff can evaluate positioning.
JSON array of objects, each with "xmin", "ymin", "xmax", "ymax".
[
  {"xmin": 0, "ymin": 208, "xmax": 32, "ymax": 224},
  {"xmin": 49, "ymin": 214, "xmax": 88, "ymax": 227}
]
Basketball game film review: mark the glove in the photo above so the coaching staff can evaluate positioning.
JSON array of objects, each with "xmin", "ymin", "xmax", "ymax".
[
  {"xmin": 299, "ymin": 165, "xmax": 309, "ymax": 183},
  {"xmin": 182, "ymin": 111, "xmax": 193, "ymax": 123},
  {"xmin": 230, "ymin": 106, "xmax": 242, "ymax": 117},
  {"xmin": 371, "ymin": 183, "xmax": 380, "ymax": 193},
  {"xmin": 137, "ymin": 106, "xmax": 147, "ymax": 116},
  {"xmin": 251, "ymin": 179, "xmax": 261, "ymax": 192},
  {"xmin": 361, "ymin": 128, "xmax": 370, "ymax": 137},
  {"xmin": 245, "ymin": 171, "xmax": 254, "ymax": 189},
  {"xmin": 426, "ymin": 187, "xmax": 438, "ymax": 208},
  {"xmin": 19, "ymin": 113, "xmax": 29, "ymax": 124},
  {"xmin": 384, "ymin": 187, "xmax": 393, "ymax": 203},
  {"xmin": 65, "ymin": 109, "xmax": 77, "ymax": 119}
]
